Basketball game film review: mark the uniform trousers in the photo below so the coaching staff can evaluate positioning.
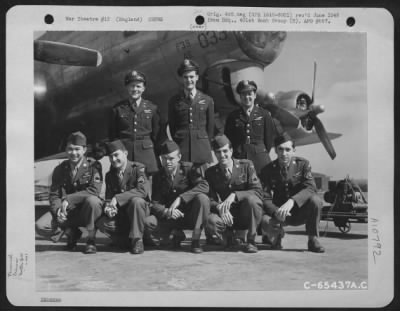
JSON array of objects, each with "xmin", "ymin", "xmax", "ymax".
[
  {"xmin": 206, "ymin": 195, "xmax": 263, "ymax": 240},
  {"xmin": 261, "ymin": 194, "xmax": 322, "ymax": 237},
  {"xmin": 96, "ymin": 197, "xmax": 157, "ymax": 243},
  {"xmin": 35, "ymin": 196, "xmax": 103, "ymax": 238},
  {"xmin": 158, "ymin": 193, "xmax": 210, "ymax": 238}
]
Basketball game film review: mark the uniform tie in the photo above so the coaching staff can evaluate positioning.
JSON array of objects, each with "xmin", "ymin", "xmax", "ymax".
[
  {"xmin": 281, "ymin": 166, "xmax": 288, "ymax": 180},
  {"xmin": 118, "ymin": 170, "xmax": 124, "ymax": 182},
  {"xmin": 225, "ymin": 168, "xmax": 232, "ymax": 180},
  {"xmin": 71, "ymin": 165, "xmax": 79, "ymax": 179}
]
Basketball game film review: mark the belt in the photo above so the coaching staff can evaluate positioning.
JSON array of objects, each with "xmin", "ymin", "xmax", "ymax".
[
  {"xmin": 133, "ymin": 135, "xmax": 150, "ymax": 140},
  {"xmin": 244, "ymin": 140, "xmax": 264, "ymax": 145}
]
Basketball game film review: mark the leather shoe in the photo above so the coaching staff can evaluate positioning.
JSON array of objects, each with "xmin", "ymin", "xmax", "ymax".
[
  {"xmin": 308, "ymin": 238, "xmax": 325, "ymax": 253},
  {"xmin": 64, "ymin": 228, "xmax": 82, "ymax": 251},
  {"xmin": 262, "ymin": 235, "xmax": 272, "ymax": 245},
  {"xmin": 244, "ymin": 240, "xmax": 258, "ymax": 253},
  {"xmin": 206, "ymin": 235, "xmax": 222, "ymax": 246},
  {"xmin": 172, "ymin": 230, "xmax": 186, "ymax": 249},
  {"xmin": 225, "ymin": 237, "xmax": 244, "ymax": 251},
  {"xmin": 131, "ymin": 239, "xmax": 144, "ymax": 254},
  {"xmin": 143, "ymin": 235, "xmax": 159, "ymax": 247},
  {"xmin": 85, "ymin": 239, "xmax": 97, "ymax": 254},
  {"xmin": 271, "ymin": 234, "xmax": 283, "ymax": 250},
  {"xmin": 190, "ymin": 240, "xmax": 203, "ymax": 254}
]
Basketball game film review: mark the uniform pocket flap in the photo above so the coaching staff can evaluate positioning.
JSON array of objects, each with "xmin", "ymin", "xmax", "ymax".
[
  {"xmin": 197, "ymin": 132, "xmax": 209, "ymax": 139},
  {"xmin": 254, "ymin": 145, "xmax": 267, "ymax": 154},
  {"xmin": 142, "ymin": 141, "xmax": 154, "ymax": 149}
]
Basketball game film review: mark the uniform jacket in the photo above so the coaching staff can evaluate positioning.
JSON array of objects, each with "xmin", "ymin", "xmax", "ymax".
[
  {"xmin": 151, "ymin": 162, "xmax": 209, "ymax": 219},
  {"xmin": 105, "ymin": 161, "xmax": 150, "ymax": 207},
  {"xmin": 109, "ymin": 98, "xmax": 161, "ymax": 173},
  {"xmin": 168, "ymin": 90, "xmax": 214, "ymax": 163},
  {"xmin": 49, "ymin": 157, "xmax": 103, "ymax": 216},
  {"xmin": 205, "ymin": 159, "xmax": 262, "ymax": 213},
  {"xmin": 260, "ymin": 157, "xmax": 318, "ymax": 216},
  {"xmin": 224, "ymin": 105, "xmax": 276, "ymax": 173}
]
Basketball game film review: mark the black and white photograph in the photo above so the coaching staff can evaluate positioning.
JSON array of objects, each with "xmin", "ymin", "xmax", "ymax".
[{"xmin": 6, "ymin": 6, "xmax": 394, "ymax": 307}]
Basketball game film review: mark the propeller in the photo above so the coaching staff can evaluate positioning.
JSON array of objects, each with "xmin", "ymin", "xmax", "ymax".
[
  {"xmin": 34, "ymin": 40, "xmax": 102, "ymax": 67},
  {"xmin": 305, "ymin": 61, "xmax": 337, "ymax": 159}
]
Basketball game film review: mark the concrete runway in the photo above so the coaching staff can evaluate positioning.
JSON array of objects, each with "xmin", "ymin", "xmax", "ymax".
[{"xmin": 35, "ymin": 222, "xmax": 368, "ymax": 291}]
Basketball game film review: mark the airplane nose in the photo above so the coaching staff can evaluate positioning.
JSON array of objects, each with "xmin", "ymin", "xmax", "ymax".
[{"xmin": 234, "ymin": 31, "xmax": 287, "ymax": 66}]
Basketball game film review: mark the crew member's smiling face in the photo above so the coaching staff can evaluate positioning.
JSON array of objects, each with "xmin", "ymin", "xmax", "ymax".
[
  {"xmin": 182, "ymin": 71, "xmax": 199, "ymax": 91},
  {"xmin": 126, "ymin": 81, "xmax": 145, "ymax": 101}
]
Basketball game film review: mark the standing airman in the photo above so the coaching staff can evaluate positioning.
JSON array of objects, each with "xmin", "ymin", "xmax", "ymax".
[
  {"xmin": 168, "ymin": 59, "xmax": 214, "ymax": 165},
  {"xmin": 109, "ymin": 70, "xmax": 161, "ymax": 174},
  {"xmin": 224, "ymin": 80, "xmax": 276, "ymax": 174}
]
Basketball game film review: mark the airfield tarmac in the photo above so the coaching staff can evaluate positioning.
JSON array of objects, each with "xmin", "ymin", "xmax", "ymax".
[{"xmin": 35, "ymin": 222, "xmax": 368, "ymax": 291}]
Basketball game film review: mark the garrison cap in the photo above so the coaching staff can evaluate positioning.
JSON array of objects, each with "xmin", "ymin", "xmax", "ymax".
[
  {"xmin": 177, "ymin": 59, "xmax": 199, "ymax": 76},
  {"xmin": 160, "ymin": 140, "xmax": 180, "ymax": 155},
  {"xmin": 236, "ymin": 80, "xmax": 257, "ymax": 94},
  {"xmin": 106, "ymin": 140, "xmax": 127, "ymax": 155},
  {"xmin": 211, "ymin": 134, "xmax": 231, "ymax": 150},
  {"xmin": 66, "ymin": 131, "xmax": 87, "ymax": 146},
  {"xmin": 274, "ymin": 132, "xmax": 294, "ymax": 147},
  {"xmin": 124, "ymin": 70, "xmax": 146, "ymax": 86}
]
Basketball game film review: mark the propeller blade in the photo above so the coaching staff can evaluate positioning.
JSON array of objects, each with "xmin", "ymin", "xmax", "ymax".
[
  {"xmin": 34, "ymin": 40, "xmax": 102, "ymax": 67},
  {"xmin": 263, "ymin": 103, "xmax": 300, "ymax": 128},
  {"xmin": 311, "ymin": 61, "xmax": 317, "ymax": 104},
  {"xmin": 313, "ymin": 116, "xmax": 337, "ymax": 159}
]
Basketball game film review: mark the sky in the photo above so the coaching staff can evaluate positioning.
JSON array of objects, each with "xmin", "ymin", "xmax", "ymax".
[{"xmin": 263, "ymin": 32, "xmax": 367, "ymax": 180}]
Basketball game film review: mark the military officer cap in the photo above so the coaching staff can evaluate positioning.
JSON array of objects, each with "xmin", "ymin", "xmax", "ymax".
[
  {"xmin": 124, "ymin": 70, "xmax": 146, "ymax": 86},
  {"xmin": 274, "ymin": 132, "xmax": 295, "ymax": 148},
  {"xmin": 236, "ymin": 80, "xmax": 257, "ymax": 94},
  {"xmin": 211, "ymin": 134, "xmax": 231, "ymax": 150},
  {"xmin": 66, "ymin": 131, "xmax": 87, "ymax": 146},
  {"xmin": 160, "ymin": 140, "xmax": 180, "ymax": 155},
  {"xmin": 177, "ymin": 59, "xmax": 199, "ymax": 76},
  {"xmin": 106, "ymin": 140, "xmax": 127, "ymax": 155}
]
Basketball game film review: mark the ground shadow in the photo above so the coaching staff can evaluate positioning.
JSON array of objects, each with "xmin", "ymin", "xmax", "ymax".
[{"xmin": 287, "ymin": 230, "xmax": 367, "ymax": 240}]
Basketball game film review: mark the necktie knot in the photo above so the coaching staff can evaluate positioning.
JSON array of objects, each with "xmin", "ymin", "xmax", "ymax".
[{"xmin": 187, "ymin": 91, "xmax": 194, "ymax": 100}]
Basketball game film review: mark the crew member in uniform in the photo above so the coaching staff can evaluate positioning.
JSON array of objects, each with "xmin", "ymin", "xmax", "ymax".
[
  {"xmin": 224, "ymin": 80, "xmax": 276, "ymax": 174},
  {"xmin": 96, "ymin": 140, "xmax": 157, "ymax": 254},
  {"xmin": 109, "ymin": 70, "xmax": 161, "ymax": 174},
  {"xmin": 35, "ymin": 131, "xmax": 103, "ymax": 254},
  {"xmin": 205, "ymin": 135, "xmax": 263, "ymax": 253},
  {"xmin": 168, "ymin": 59, "xmax": 214, "ymax": 165},
  {"xmin": 259, "ymin": 132, "xmax": 325, "ymax": 253},
  {"xmin": 151, "ymin": 140, "xmax": 210, "ymax": 253}
]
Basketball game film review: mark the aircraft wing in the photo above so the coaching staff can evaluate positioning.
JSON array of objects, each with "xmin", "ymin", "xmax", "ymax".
[
  {"xmin": 288, "ymin": 128, "xmax": 342, "ymax": 147},
  {"xmin": 36, "ymin": 151, "xmax": 68, "ymax": 162}
]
